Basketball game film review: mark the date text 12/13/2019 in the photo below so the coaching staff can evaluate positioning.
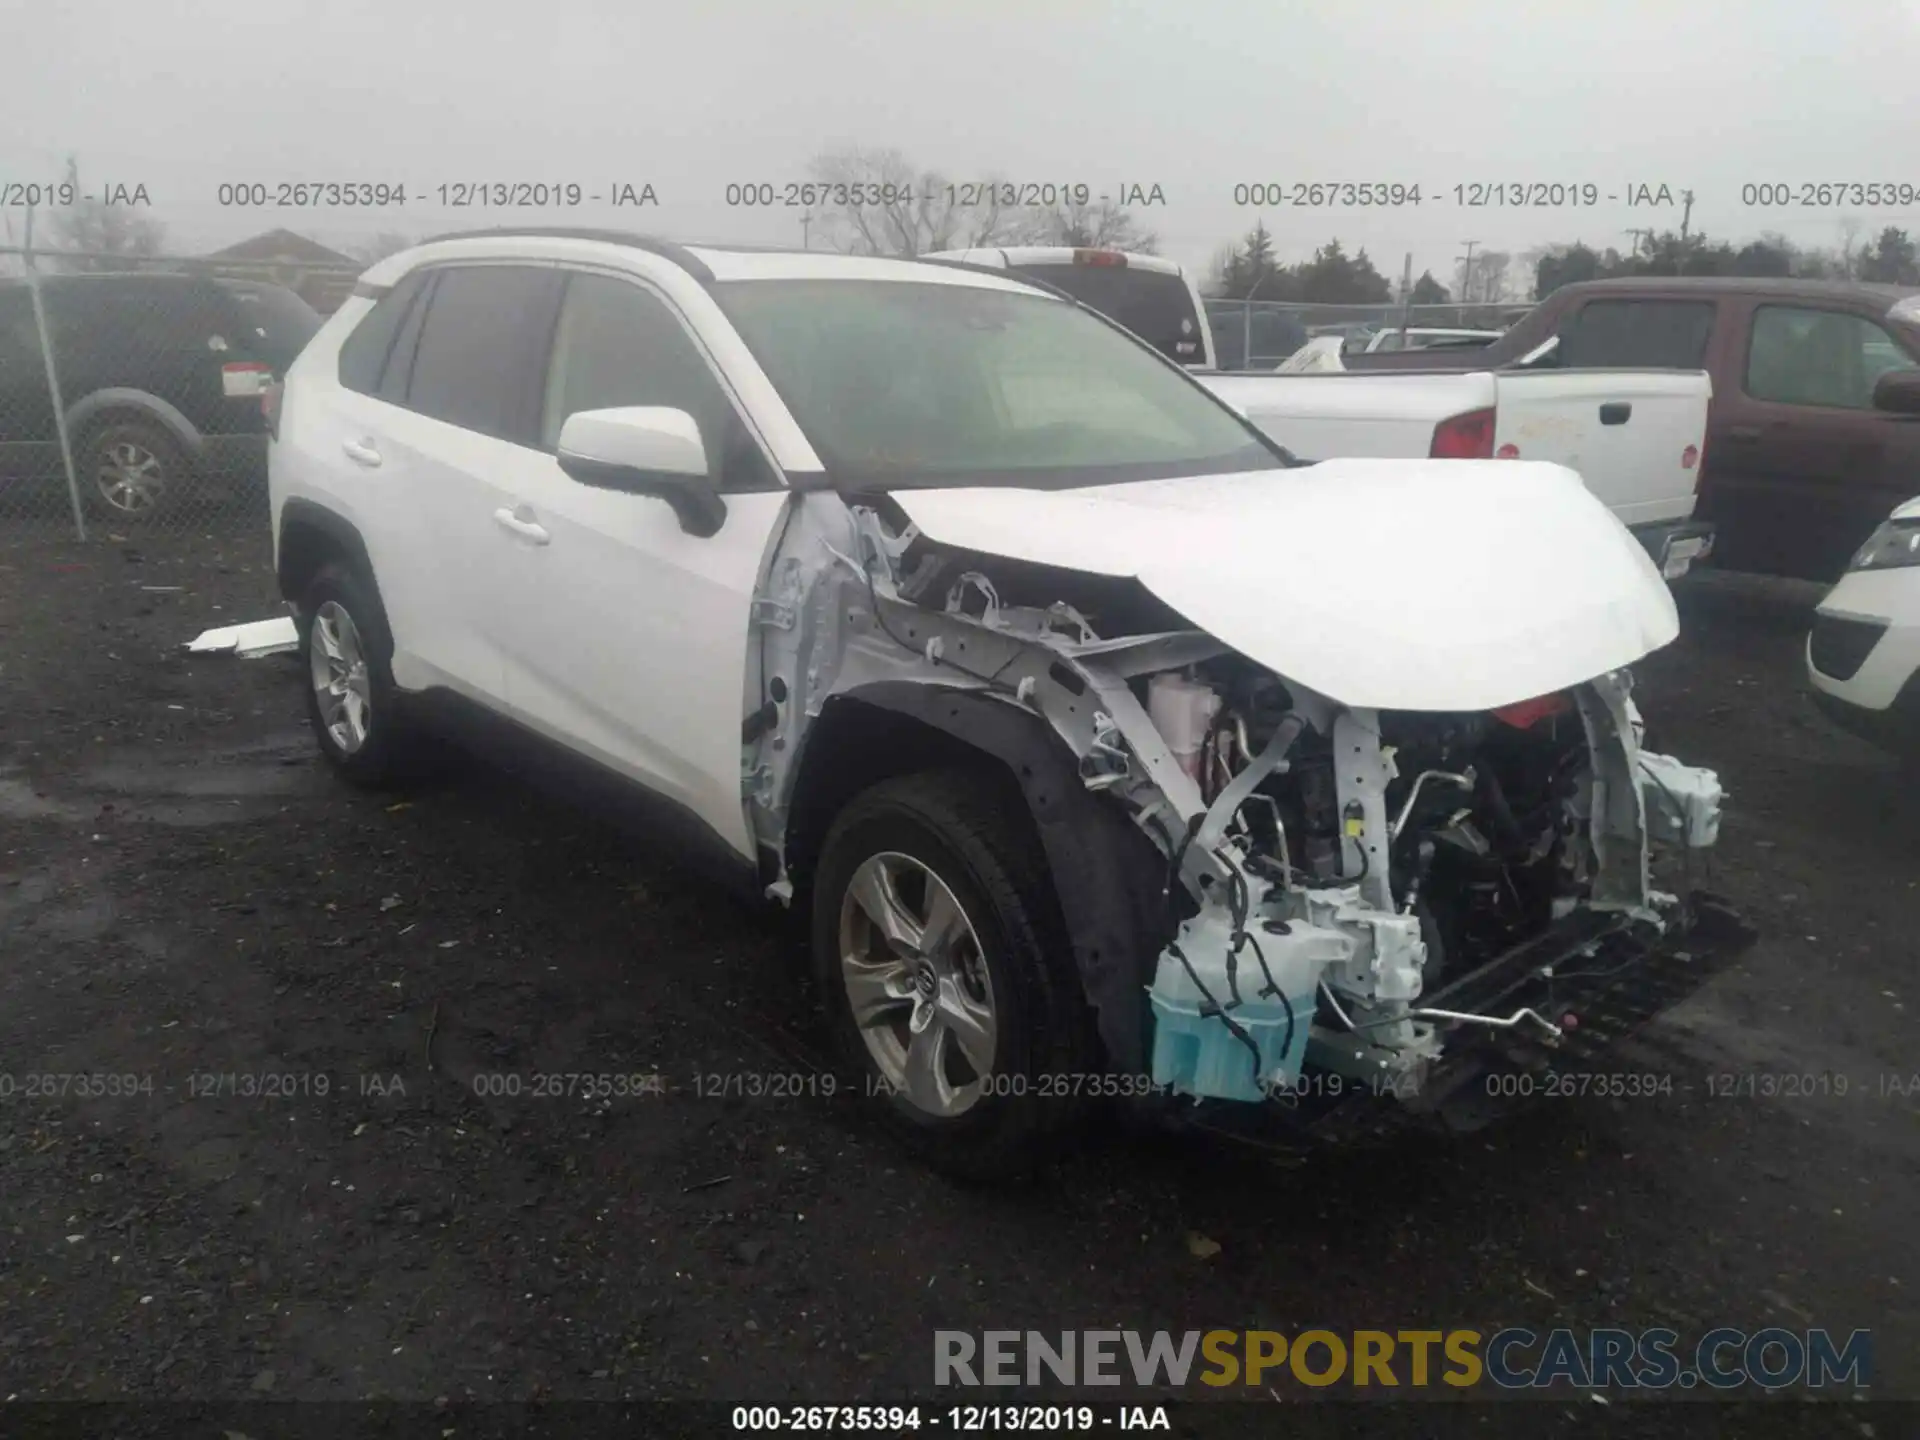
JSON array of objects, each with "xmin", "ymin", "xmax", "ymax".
[{"xmin": 1231, "ymin": 182, "xmax": 1682, "ymax": 208}]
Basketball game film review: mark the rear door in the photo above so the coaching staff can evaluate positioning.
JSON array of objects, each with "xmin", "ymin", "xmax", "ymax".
[
  {"xmin": 371, "ymin": 263, "xmax": 562, "ymax": 702},
  {"xmin": 45, "ymin": 278, "xmax": 222, "ymax": 432},
  {"xmin": 297, "ymin": 263, "xmax": 560, "ymax": 702},
  {"xmin": 481, "ymin": 267, "xmax": 790, "ymax": 856},
  {"xmin": 1700, "ymin": 299, "xmax": 1920, "ymax": 579}
]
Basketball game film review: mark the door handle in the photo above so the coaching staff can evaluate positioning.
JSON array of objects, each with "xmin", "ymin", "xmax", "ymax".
[
  {"xmin": 1726, "ymin": 424, "xmax": 1762, "ymax": 442},
  {"xmin": 341, "ymin": 438, "xmax": 382, "ymax": 468},
  {"xmin": 493, "ymin": 506, "xmax": 551, "ymax": 546},
  {"xmin": 1598, "ymin": 402, "xmax": 1632, "ymax": 425}
]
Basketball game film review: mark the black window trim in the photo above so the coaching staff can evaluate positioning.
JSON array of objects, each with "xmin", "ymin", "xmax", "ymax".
[
  {"xmin": 338, "ymin": 267, "xmax": 430, "ymax": 398},
  {"xmin": 1741, "ymin": 301, "xmax": 1917, "ymax": 409},
  {"xmin": 378, "ymin": 268, "xmax": 438, "ymax": 408},
  {"xmin": 541, "ymin": 261, "xmax": 788, "ymax": 494}
]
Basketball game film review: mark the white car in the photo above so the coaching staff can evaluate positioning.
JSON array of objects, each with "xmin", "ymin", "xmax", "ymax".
[
  {"xmin": 268, "ymin": 228, "xmax": 1748, "ymax": 1178},
  {"xmin": 1807, "ymin": 495, "xmax": 1920, "ymax": 756},
  {"xmin": 1348, "ymin": 327, "xmax": 1505, "ymax": 355}
]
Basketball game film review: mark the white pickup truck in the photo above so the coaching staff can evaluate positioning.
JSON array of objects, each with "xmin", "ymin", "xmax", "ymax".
[
  {"xmin": 1195, "ymin": 366, "xmax": 1717, "ymax": 579},
  {"xmin": 940, "ymin": 250, "xmax": 1719, "ymax": 579}
]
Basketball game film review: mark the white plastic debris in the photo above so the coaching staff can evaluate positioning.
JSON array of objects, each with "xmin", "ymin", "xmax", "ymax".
[
  {"xmin": 184, "ymin": 616, "xmax": 299, "ymax": 658},
  {"xmin": 1276, "ymin": 335, "xmax": 1347, "ymax": 372}
]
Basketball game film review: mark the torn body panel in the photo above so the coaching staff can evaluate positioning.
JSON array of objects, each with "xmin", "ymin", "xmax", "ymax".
[{"xmin": 746, "ymin": 494, "xmax": 1738, "ymax": 1115}]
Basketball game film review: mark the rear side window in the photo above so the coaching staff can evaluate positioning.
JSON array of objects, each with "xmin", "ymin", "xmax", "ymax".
[
  {"xmin": 338, "ymin": 271, "xmax": 428, "ymax": 395},
  {"xmin": 1008, "ymin": 263, "xmax": 1205, "ymax": 364},
  {"xmin": 1558, "ymin": 300, "xmax": 1714, "ymax": 368},
  {"xmin": 42, "ymin": 278, "xmax": 220, "ymax": 360},
  {"xmin": 403, "ymin": 265, "xmax": 560, "ymax": 443}
]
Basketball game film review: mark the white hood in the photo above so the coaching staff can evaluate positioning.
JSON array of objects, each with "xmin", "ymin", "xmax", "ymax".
[{"xmin": 890, "ymin": 459, "xmax": 1679, "ymax": 712}]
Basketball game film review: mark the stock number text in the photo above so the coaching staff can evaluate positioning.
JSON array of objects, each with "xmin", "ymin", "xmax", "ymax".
[
  {"xmin": 218, "ymin": 182, "xmax": 407, "ymax": 208},
  {"xmin": 1742, "ymin": 182, "xmax": 1920, "ymax": 208}
]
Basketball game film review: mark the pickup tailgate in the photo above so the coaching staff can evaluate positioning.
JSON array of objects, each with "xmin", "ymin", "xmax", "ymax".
[{"xmin": 1491, "ymin": 370, "xmax": 1711, "ymax": 527}]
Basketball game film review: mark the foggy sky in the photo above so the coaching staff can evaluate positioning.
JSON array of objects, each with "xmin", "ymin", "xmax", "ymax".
[{"xmin": 5, "ymin": 0, "xmax": 1919, "ymax": 290}]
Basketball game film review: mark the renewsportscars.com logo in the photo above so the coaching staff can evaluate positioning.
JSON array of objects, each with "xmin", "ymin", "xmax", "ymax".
[{"xmin": 934, "ymin": 1328, "xmax": 1873, "ymax": 1392}]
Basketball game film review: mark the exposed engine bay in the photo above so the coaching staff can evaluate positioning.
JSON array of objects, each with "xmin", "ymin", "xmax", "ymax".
[{"xmin": 747, "ymin": 496, "xmax": 1735, "ymax": 1121}]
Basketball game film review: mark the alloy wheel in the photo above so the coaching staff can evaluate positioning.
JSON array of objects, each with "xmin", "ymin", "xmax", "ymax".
[
  {"xmin": 309, "ymin": 601, "xmax": 372, "ymax": 754},
  {"xmin": 838, "ymin": 851, "xmax": 999, "ymax": 1118},
  {"xmin": 95, "ymin": 440, "xmax": 167, "ymax": 514}
]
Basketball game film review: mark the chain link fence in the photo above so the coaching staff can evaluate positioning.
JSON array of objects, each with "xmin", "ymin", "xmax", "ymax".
[
  {"xmin": 1204, "ymin": 298, "xmax": 1536, "ymax": 369},
  {"xmin": 0, "ymin": 243, "xmax": 361, "ymax": 540}
]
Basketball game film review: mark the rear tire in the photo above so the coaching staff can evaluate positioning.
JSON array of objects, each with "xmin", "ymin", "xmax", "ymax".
[
  {"xmin": 297, "ymin": 562, "xmax": 426, "ymax": 789},
  {"xmin": 79, "ymin": 418, "xmax": 188, "ymax": 522},
  {"xmin": 812, "ymin": 769, "xmax": 1101, "ymax": 1181}
]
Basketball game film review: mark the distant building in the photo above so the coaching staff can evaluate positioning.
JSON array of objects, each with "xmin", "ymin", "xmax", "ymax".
[{"xmin": 191, "ymin": 228, "xmax": 362, "ymax": 314}]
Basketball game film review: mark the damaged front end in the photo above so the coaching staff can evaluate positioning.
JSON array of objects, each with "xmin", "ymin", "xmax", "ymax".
[{"xmin": 749, "ymin": 497, "xmax": 1755, "ymax": 1141}]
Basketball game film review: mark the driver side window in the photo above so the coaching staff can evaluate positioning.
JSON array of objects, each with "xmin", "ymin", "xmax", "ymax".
[
  {"xmin": 1745, "ymin": 305, "xmax": 1917, "ymax": 409},
  {"xmin": 540, "ymin": 273, "xmax": 776, "ymax": 492}
]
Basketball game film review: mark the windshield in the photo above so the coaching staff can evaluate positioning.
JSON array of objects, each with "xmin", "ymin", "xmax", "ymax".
[
  {"xmin": 216, "ymin": 280, "xmax": 323, "ymax": 370},
  {"xmin": 714, "ymin": 279, "xmax": 1279, "ymax": 489}
]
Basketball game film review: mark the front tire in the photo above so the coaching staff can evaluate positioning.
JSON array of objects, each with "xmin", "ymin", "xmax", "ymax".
[
  {"xmin": 812, "ymin": 770, "xmax": 1100, "ymax": 1180},
  {"xmin": 298, "ymin": 563, "xmax": 423, "ymax": 789}
]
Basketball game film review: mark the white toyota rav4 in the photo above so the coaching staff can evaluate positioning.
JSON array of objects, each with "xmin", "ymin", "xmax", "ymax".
[{"xmin": 268, "ymin": 228, "xmax": 1752, "ymax": 1177}]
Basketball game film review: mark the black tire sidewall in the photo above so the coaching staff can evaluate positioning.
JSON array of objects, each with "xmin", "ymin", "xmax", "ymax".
[
  {"xmin": 298, "ymin": 563, "xmax": 411, "ymax": 785},
  {"xmin": 812, "ymin": 778, "xmax": 1071, "ymax": 1172},
  {"xmin": 79, "ymin": 420, "xmax": 188, "ymax": 522}
]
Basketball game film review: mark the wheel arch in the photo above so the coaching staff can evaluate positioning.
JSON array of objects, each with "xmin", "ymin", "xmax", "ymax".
[
  {"xmin": 783, "ymin": 682, "xmax": 1170, "ymax": 1075},
  {"xmin": 66, "ymin": 389, "xmax": 206, "ymax": 459},
  {"xmin": 277, "ymin": 498, "xmax": 383, "ymax": 618}
]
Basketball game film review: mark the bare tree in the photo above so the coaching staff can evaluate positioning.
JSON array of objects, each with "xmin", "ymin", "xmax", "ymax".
[
  {"xmin": 44, "ymin": 156, "xmax": 166, "ymax": 270},
  {"xmin": 1467, "ymin": 249, "xmax": 1513, "ymax": 305},
  {"xmin": 805, "ymin": 146, "xmax": 1024, "ymax": 256},
  {"xmin": 1006, "ymin": 196, "xmax": 1158, "ymax": 254},
  {"xmin": 1515, "ymin": 244, "xmax": 1556, "ymax": 301}
]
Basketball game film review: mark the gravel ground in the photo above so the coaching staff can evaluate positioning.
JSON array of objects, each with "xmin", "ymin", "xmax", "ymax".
[{"xmin": 0, "ymin": 531, "xmax": 1913, "ymax": 1432}]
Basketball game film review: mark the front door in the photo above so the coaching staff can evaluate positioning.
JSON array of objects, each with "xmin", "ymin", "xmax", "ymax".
[
  {"xmin": 487, "ymin": 268, "xmax": 791, "ymax": 859},
  {"xmin": 1702, "ymin": 300, "xmax": 1920, "ymax": 580}
]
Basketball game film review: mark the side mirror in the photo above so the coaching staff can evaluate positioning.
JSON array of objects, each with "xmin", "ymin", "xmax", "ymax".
[
  {"xmin": 1872, "ymin": 368, "xmax": 1920, "ymax": 416},
  {"xmin": 555, "ymin": 406, "xmax": 726, "ymax": 537}
]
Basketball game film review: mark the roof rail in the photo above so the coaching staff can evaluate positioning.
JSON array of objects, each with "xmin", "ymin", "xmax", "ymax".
[{"xmin": 414, "ymin": 227, "xmax": 714, "ymax": 283}]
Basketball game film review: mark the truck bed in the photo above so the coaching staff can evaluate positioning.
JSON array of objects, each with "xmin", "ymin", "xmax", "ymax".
[{"xmin": 1196, "ymin": 367, "xmax": 1713, "ymax": 530}]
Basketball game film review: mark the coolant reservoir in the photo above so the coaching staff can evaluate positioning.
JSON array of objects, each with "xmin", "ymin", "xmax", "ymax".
[{"xmin": 1147, "ymin": 674, "xmax": 1220, "ymax": 784}]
